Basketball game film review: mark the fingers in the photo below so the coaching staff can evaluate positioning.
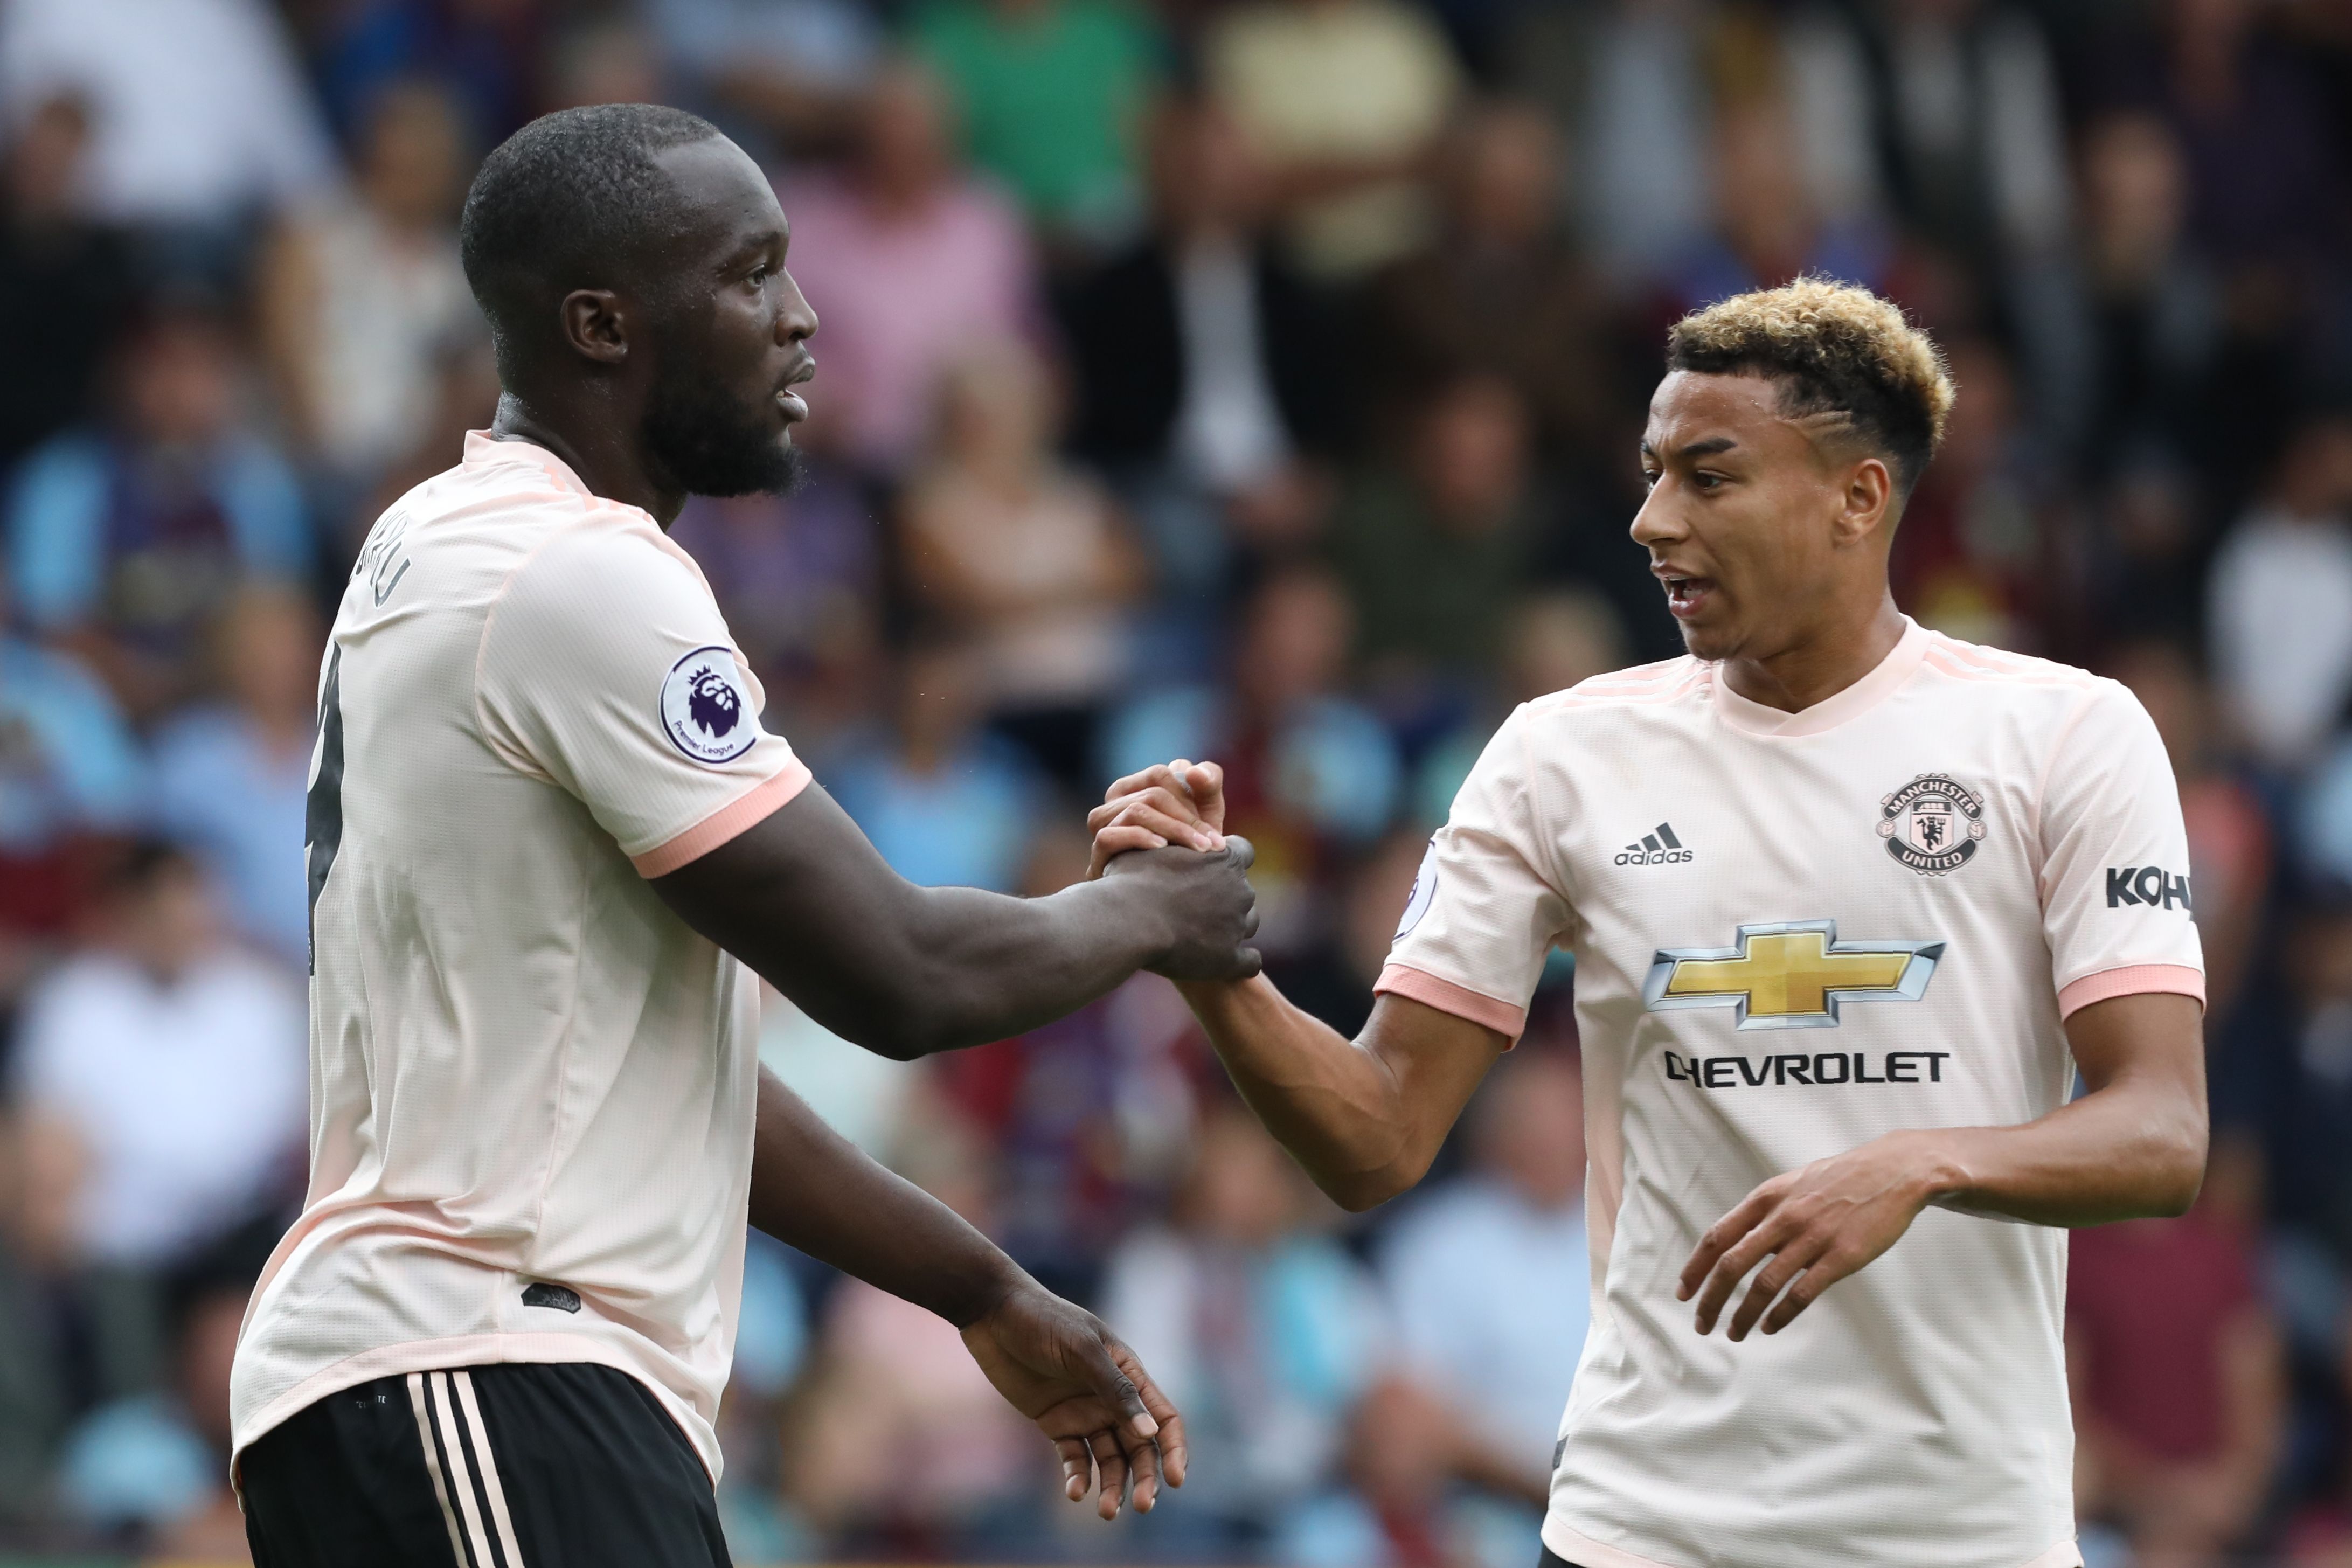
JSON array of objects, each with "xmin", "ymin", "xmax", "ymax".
[
  {"xmin": 1086, "ymin": 1425, "xmax": 1129, "ymax": 1520},
  {"xmin": 1127, "ymin": 1426, "xmax": 1163, "ymax": 1513},
  {"xmin": 1759, "ymin": 1255, "xmax": 1843, "ymax": 1335},
  {"xmin": 1113, "ymin": 1341, "xmax": 1187, "ymax": 1491},
  {"xmin": 1056, "ymin": 1435, "xmax": 1094, "ymax": 1504},
  {"xmin": 1724, "ymin": 1229, "xmax": 1832, "ymax": 1342},
  {"xmin": 1224, "ymin": 834, "xmax": 1255, "ymax": 872},
  {"xmin": 1176, "ymin": 760, "xmax": 1226, "ymax": 835},
  {"xmin": 1677, "ymin": 1180, "xmax": 1780, "ymax": 1303},
  {"xmin": 1086, "ymin": 824, "xmax": 1167, "ymax": 881}
]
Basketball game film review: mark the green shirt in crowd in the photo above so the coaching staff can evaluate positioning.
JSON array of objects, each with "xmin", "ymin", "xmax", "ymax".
[{"xmin": 908, "ymin": 0, "xmax": 1164, "ymax": 234}]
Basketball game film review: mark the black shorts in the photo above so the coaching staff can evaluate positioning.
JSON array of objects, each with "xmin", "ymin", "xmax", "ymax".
[
  {"xmin": 1539, "ymin": 1552, "xmax": 1586, "ymax": 1567},
  {"xmin": 240, "ymin": 1362, "xmax": 729, "ymax": 1568}
]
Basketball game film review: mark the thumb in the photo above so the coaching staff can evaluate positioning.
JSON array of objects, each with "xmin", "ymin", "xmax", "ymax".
[
  {"xmin": 1180, "ymin": 760, "xmax": 1228, "ymax": 837},
  {"xmin": 1223, "ymin": 833, "xmax": 1255, "ymax": 872},
  {"xmin": 1076, "ymin": 1330, "xmax": 1156, "ymax": 1441}
]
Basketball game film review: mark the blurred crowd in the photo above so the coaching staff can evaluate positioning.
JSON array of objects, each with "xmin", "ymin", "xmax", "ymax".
[{"xmin": 2, "ymin": 0, "xmax": 2352, "ymax": 1563}]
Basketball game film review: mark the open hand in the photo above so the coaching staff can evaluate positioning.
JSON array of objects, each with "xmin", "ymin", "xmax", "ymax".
[
  {"xmin": 1677, "ymin": 1132, "xmax": 1942, "ymax": 1341},
  {"xmin": 1088, "ymin": 760, "xmax": 1227, "ymax": 880},
  {"xmin": 961, "ymin": 1281, "xmax": 1188, "ymax": 1519}
]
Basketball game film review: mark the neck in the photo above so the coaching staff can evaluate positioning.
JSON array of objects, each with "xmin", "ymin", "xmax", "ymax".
[
  {"xmin": 491, "ymin": 390, "xmax": 684, "ymax": 526},
  {"xmin": 1720, "ymin": 593, "xmax": 1905, "ymax": 714}
]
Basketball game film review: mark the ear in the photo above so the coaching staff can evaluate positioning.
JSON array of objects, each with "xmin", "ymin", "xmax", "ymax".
[
  {"xmin": 1832, "ymin": 455, "xmax": 1896, "ymax": 548},
  {"xmin": 558, "ymin": 288, "xmax": 629, "ymax": 366}
]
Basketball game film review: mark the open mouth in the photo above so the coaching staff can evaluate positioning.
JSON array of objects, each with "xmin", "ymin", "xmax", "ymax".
[
  {"xmin": 1660, "ymin": 575, "xmax": 1716, "ymax": 619},
  {"xmin": 775, "ymin": 388, "xmax": 809, "ymax": 422}
]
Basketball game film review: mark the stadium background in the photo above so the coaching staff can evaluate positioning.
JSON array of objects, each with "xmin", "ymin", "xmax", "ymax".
[{"xmin": 1, "ymin": 0, "xmax": 2350, "ymax": 1563}]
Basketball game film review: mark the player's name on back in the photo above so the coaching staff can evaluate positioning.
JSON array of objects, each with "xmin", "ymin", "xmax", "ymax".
[{"xmin": 1663, "ymin": 1049, "xmax": 1954, "ymax": 1090}]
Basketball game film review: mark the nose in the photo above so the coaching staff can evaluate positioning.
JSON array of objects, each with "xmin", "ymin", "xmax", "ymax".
[
  {"xmin": 1629, "ymin": 479, "xmax": 1680, "ymax": 551},
  {"xmin": 777, "ymin": 268, "xmax": 817, "ymax": 346}
]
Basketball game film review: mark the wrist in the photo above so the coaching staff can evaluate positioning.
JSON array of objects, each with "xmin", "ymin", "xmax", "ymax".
[
  {"xmin": 1899, "ymin": 1128, "xmax": 1976, "ymax": 1209},
  {"xmin": 937, "ymin": 1247, "xmax": 1030, "ymax": 1330}
]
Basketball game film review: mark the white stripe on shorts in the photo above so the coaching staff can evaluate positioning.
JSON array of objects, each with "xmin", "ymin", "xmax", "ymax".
[
  {"xmin": 406, "ymin": 1372, "xmax": 471, "ymax": 1567},
  {"xmin": 427, "ymin": 1371, "xmax": 500, "ymax": 1568},
  {"xmin": 452, "ymin": 1370, "xmax": 529, "ymax": 1568}
]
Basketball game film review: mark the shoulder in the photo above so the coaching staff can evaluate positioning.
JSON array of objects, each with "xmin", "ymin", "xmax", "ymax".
[
  {"xmin": 1916, "ymin": 630, "xmax": 2106, "ymax": 693},
  {"xmin": 1523, "ymin": 656, "xmax": 1711, "ymax": 720},
  {"xmin": 1914, "ymin": 633, "xmax": 2149, "ymax": 747}
]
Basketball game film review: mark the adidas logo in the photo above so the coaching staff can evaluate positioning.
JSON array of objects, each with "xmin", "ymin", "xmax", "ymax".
[{"xmin": 1615, "ymin": 822, "xmax": 1692, "ymax": 866}]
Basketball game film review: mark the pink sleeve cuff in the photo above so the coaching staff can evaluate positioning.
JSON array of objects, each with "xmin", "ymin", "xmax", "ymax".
[
  {"xmin": 2057, "ymin": 963, "xmax": 2206, "ymax": 1019},
  {"xmin": 1374, "ymin": 963, "xmax": 1528, "ymax": 1043},
  {"xmin": 631, "ymin": 761, "xmax": 812, "ymax": 877}
]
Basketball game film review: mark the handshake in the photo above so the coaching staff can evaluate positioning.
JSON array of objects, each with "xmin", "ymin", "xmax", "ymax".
[{"xmin": 1086, "ymin": 760, "xmax": 1264, "ymax": 983}]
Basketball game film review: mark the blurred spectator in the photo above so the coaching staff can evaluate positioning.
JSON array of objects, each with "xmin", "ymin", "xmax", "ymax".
[
  {"xmin": 303, "ymin": 0, "xmax": 546, "ymax": 149},
  {"xmin": 1263, "ymin": 829, "xmax": 1425, "ymax": 1038},
  {"xmin": 2206, "ymin": 412, "xmax": 2352, "ymax": 769},
  {"xmin": 0, "ymin": 1112, "xmax": 170, "ymax": 1531},
  {"xmin": 1101, "ymin": 565, "xmax": 1400, "ymax": 950},
  {"xmin": 59, "ymin": 1245, "xmax": 257, "ymax": 1551},
  {"xmin": 1058, "ymin": 93, "xmax": 1344, "ymax": 643},
  {"xmin": 1369, "ymin": 102, "xmax": 1614, "ymax": 466},
  {"xmin": 778, "ymin": 1105, "xmax": 1042, "ymax": 1555},
  {"xmin": 8, "ymin": 842, "xmax": 304, "ymax": 1271},
  {"xmin": 1890, "ymin": 337, "xmax": 2045, "ymax": 651},
  {"xmin": 255, "ymin": 78, "xmax": 480, "ymax": 502},
  {"xmin": 4, "ymin": 301, "xmax": 314, "ymax": 721},
  {"xmin": 0, "ymin": 575, "xmax": 147, "ymax": 987},
  {"xmin": 152, "ymin": 585, "xmax": 321, "ymax": 968},
  {"xmin": 827, "ymin": 639, "xmax": 1050, "ymax": 894},
  {"xmin": 2073, "ymin": 113, "xmax": 2221, "ymax": 475},
  {"xmin": 900, "ymin": 339, "xmax": 1145, "ymax": 786},
  {"xmin": 1099, "ymin": 1102, "xmax": 1387, "ymax": 1552},
  {"xmin": 668, "ymin": 453, "xmax": 882, "ymax": 705},
  {"xmin": 1411, "ymin": 591, "xmax": 1631, "ymax": 830},
  {"xmin": 778, "ymin": 61, "xmax": 1040, "ymax": 476},
  {"xmin": 2068, "ymin": 1191, "xmax": 2285, "ymax": 1565},
  {"xmin": 1667, "ymin": 94, "xmax": 1890, "ymax": 315},
  {"xmin": 908, "ymin": 0, "xmax": 1165, "ymax": 243},
  {"xmin": 1382, "ymin": 1051, "xmax": 1588, "ymax": 1475},
  {"xmin": 0, "ymin": 0, "xmax": 337, "ymax": 238},
  {"xmin": 1205, "ymin": 0, "xmax": 1460, "ymax": 281},
  {"xmin": 1798, "ymin": 0, "xmax": 2071, "ymax": 277},
  {"xmin": 932, "ymin": 822, "xmax": 1204, "ymax": 1297},
  {"xmin": 646, "ymin": 0, "xmax": 879, "ymax": 148},
  {"xmin": 0, "ymin": 98, "xmax": 133, "ymax": 474},
  {"xmin": 2101, "ymin": 0, "xmax": 2343, "ymax": 273},
  {"xmin": 1504, "ymin": 0, "xmax": 1710, "ymax": 290},
  {"xmin": 1329, "ymin": 375, "xmax": 1545, "ymax": 696}
]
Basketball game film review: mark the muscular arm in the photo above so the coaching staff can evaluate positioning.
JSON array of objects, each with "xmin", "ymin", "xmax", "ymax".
[
  {"xmin": 1681, "ymin": 990, "xmax": 2207, "ymax": 1340},
  {"xmin": 1175, "ymin": 980, "xmax": 1509, "ymax": 1212},
  {"xmin": 653, "ymin": 783, "xmax": 1257, "ymax": 1060},
  {"xmin": 748, "ymin": 1066, "xmax": 1187, "ymax": 1515}
]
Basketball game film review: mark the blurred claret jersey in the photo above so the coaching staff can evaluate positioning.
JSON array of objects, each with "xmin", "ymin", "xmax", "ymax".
[
  {"xmin": 229, "ymin": 432, "xmax": 811, "ymax": 1483},
  {"xmin": 1378, "ymin": 619, "xmax": 2203, "ymax": 1568}
]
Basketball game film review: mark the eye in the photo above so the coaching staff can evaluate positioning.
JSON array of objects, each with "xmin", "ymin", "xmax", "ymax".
[
  {"xmin": 1640, "ymin": 467, "xmax": 1662, "ymax": 490},
  {"xmin": 1692, "ymin": 471, "xmax": 1724, "ymax": 492}
]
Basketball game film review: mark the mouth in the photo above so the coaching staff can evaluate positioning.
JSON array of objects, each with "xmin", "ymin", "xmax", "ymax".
[
  {"xmin": 775, "ymin": 359, "xmax": 814, "ymax": 424},
  {"xmin": 1655, "ymin": 571, "xmax": 1717, "ymax": 620}
]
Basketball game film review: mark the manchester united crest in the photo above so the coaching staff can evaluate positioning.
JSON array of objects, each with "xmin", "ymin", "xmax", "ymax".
[{"xmin": 1878, "ymin": 773, "xmax": 1987, "ymax": 876}]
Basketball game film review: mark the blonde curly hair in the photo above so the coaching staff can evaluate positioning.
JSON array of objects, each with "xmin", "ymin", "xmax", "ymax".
[{"xmin": 1665, "ymin": 277, "xmax": 1956, "ymax": 493}]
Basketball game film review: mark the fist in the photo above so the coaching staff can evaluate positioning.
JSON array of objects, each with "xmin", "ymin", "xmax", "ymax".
[
  {"xmin": 1101, "ymin": 837, "xmax": 1261, "ymax": 982},
  {"xmin": 1088, "ymin": 760, "xmax": 1226, "ymax": 880}
]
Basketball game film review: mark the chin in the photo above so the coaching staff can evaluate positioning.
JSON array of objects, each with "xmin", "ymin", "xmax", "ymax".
[{"xmin": 1676, "ymin": 622, "xmax": 1739, "ymax": 663}]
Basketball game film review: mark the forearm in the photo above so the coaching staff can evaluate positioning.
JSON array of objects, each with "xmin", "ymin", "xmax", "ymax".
[
  {"xmin": 885, "ymin": 879, "xmax": 1166, "ymax": 1053},
  {"xmin": 1175, "ymin": 976, "xmax": 1418, "ymax": 1208},
  {"xmin": 747, "ymin": 1067, "xmax": 1025, "ymax": 1326},
  {"xmin": 1903, "ymin": 1076, "xmax": 2206, "ymax": 1226}
]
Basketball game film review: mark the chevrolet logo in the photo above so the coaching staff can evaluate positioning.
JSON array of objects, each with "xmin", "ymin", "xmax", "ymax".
[{"xmin": 1643, "ymin": 921, "xmax": 1943, "ymax": 1031}]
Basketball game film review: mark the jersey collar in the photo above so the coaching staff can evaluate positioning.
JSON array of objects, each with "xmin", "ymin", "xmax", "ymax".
[
  {"xmin": 463, "ymin": 429, "xmax": 594, "ymax": 499},
  {"xmin": 1710, "ymin": 616, "xmax": 1930, "ymax": 738}
]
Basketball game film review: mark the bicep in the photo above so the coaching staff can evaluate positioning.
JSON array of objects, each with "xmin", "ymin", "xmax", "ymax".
[
  {"xmin": 1360, "ymin": 992, "xmax": 1511, "ymax": 1175},
  {"xmin": 2063, "ymin": 990, "xmax": 2206, "ymax": 1122},
  {"xmin": 650, "ymin": 783, "xmax": 931, "ymax": 1033}
]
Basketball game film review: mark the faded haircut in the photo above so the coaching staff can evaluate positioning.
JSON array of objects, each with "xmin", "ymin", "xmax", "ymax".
[{"xmin": 1665, "ymin": 277, "xmax": 1956, "ymax": 496}]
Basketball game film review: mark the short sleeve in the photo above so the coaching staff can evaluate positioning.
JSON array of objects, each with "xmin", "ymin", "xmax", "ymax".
[
  {"xmin": 1375, "ymin": 706, "xmax": 1570, "ymax": 1040},
  {"xmin": 475, "ymin": 522, "xmax": 810, "ymax": 875},
  {"xmin": 2038, "ymin": 681, "xmax": 2205, "ymax": 1017}
]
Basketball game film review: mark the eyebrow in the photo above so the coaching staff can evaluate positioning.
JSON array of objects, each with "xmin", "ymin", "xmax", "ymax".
[{"xmin": 1639, "ymin": 436, "xmax": 1740, "ymax": 461}]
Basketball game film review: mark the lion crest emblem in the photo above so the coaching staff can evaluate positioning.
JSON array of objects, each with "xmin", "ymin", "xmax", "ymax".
[{"xmin": 661, "ymin": 647, "xmax": 758, "ymax": 764}]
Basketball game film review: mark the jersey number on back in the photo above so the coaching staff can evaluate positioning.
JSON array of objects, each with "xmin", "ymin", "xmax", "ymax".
[{"xmin": 305, "ymin": 648, "xmax": 345, "ymax": 976}]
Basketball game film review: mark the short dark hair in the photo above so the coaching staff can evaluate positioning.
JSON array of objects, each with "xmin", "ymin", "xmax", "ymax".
[
  {"xmin": 1664, "ymin": 277, "xmax": 1955, "ymax": 496},
  {"xmin": 459, "ymin": 103, "xmax": 724, "ymax": 378}
]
